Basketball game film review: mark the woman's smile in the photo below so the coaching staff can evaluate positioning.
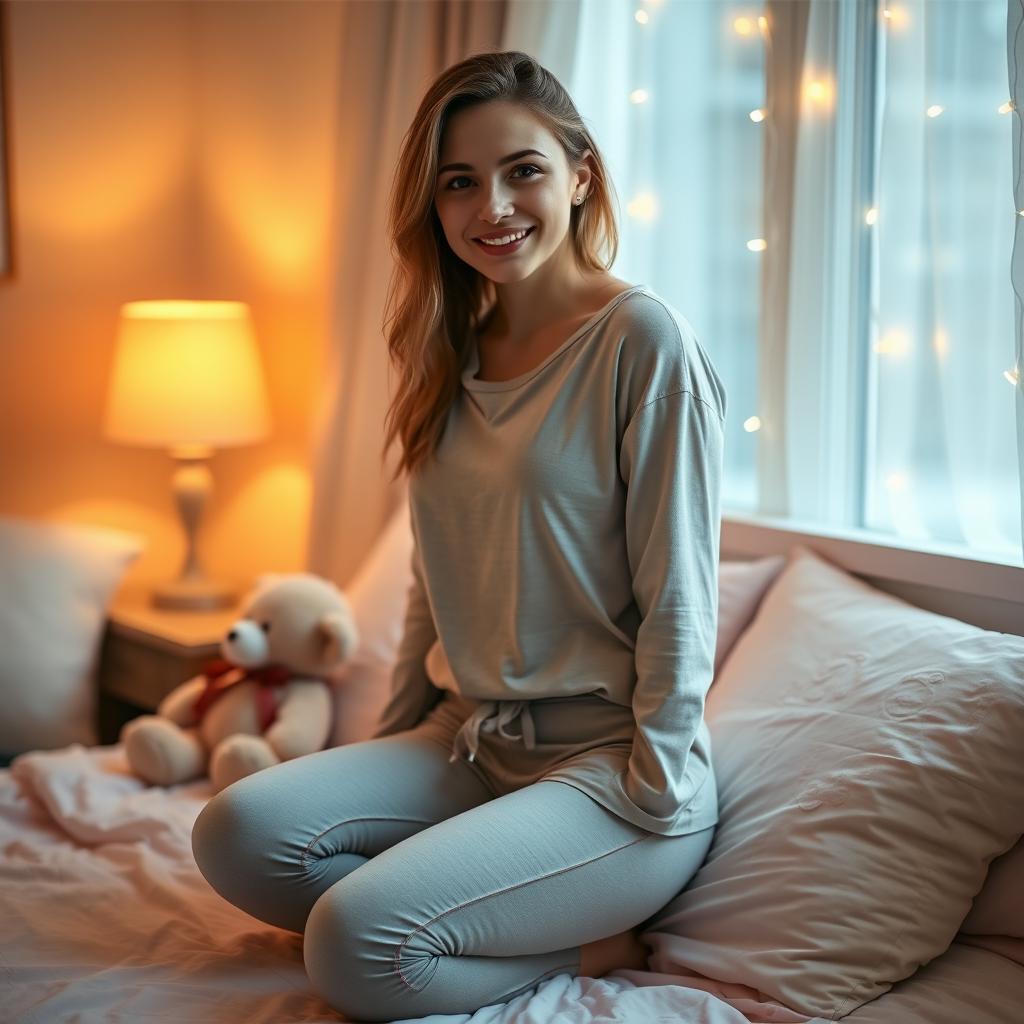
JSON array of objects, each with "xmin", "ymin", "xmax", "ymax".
[{"xmin": 472, "ymin": 225, "xmax": 537, "ymax": 256}]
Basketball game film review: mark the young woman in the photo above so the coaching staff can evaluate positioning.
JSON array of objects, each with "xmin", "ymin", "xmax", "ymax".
[{"xmin": 192, "ymin": 51, "xmax": 727, "ymax": 1022}]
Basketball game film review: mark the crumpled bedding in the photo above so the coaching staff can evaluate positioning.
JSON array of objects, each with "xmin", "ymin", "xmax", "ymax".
[{"xmin": 2, "ymin": 743, "xmax": 1020, "ymax": 1024}]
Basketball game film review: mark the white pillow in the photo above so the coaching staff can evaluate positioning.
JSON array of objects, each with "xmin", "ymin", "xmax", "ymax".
[
  {"xmin": 0, "ymin": 516, "xmax": 144, "ymax": 757},
  {"xmin": 326, "ymin": 501, "xmax": 785, "ymax": 747},
  {"xmin": 640, "ymin": 543, "xmax": 1024, "ymax": 1020}
]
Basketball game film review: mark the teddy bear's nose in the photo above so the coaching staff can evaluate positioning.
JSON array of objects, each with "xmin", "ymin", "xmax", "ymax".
[{"xmin": 227, "ymin": 630, "xmax": 237, "ymax": 642}]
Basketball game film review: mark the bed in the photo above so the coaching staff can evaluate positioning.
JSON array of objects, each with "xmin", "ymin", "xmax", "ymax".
[{"xmin": 2, "ymin": 509, "xmax": 1022, "ymax": 1024}]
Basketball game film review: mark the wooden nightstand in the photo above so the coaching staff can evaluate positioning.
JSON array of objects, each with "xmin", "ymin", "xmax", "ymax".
[{"xmin": 97, "ymin": 587, "xmax": 246, "ymax": 745}]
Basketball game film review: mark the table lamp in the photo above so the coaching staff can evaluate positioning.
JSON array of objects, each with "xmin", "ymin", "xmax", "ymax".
[{"xmin": 103, "ymin": 300, "xmax": 270, "ymax": 611}]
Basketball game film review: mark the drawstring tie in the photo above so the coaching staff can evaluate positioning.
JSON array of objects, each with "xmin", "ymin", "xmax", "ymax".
[{"xmin": 449, "ymin": 700, "xmax": 537, "ymax": 764}]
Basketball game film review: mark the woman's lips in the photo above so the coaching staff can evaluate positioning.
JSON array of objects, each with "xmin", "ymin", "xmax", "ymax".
[{"xmin": 473, "ymin": 226, "xmax": 536, "ymax": 255}]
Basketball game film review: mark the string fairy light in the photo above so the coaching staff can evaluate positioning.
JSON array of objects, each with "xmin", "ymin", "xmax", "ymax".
[
  {"xmin": 881, "ymin": 6, "xmax": 909, "ymax": 30},
  {"xmin": 633, "ymin": 0, "xmax": 1008, "ymax": 407},
  {"xmin": 626, "ymin": 192, "xmax": 659, "ymax": 223},
  {"xmin": 874, "ymin": 330, "xmax": 911, "ymax": 358}
]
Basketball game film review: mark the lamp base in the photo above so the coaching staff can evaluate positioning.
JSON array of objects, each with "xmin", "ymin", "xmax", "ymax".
[{"xmin": 151, "ymin": 578, "xmax": 237, "ymax": 612}]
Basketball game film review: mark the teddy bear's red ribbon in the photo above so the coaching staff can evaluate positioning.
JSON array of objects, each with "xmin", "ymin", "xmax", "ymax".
[{"xmin": 192, "ymin": 658, "xmax": 294, "ymax": 733}]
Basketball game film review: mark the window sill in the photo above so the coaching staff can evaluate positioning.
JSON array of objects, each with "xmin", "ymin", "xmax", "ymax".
[{"xmin": 720, "ymin": 510, "xmax": 1024, "ymax": 636}]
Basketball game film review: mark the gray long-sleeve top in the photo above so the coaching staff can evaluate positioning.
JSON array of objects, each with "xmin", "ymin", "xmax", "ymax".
[{"xmin": 371, "ymin": 285, "xmax": 727, "ymax": 837}]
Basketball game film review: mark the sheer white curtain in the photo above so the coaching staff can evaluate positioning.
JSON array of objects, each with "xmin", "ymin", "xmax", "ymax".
[
  {"xmin": 868, "ymin": 0, "xmax": 1017, "ymax": 560},
  {"xmin": 571, "ymin": 0, "xmax": 1022, "ymax": 564}
]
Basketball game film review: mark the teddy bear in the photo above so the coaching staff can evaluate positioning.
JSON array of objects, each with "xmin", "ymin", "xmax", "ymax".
[{"xmin": 120, "ymin": 572, "xmax": 359, "ymax": 793}]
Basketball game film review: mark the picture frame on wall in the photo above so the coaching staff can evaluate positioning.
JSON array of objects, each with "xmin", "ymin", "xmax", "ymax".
[{"xmin": 0, "ymin": 0, "xmax": 11, "ymax": 278}]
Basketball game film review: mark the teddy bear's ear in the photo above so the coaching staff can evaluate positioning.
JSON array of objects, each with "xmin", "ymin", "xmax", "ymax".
[{"xmin": 317, "ymin": 611, "xmax": 360, "ymax": 671}]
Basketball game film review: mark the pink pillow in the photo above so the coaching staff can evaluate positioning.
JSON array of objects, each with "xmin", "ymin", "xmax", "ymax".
[
  {"xmin": 714, "ymin": 555, "xmax": 785, "ymax": 673},
  {"xmin": 640, "ymin": 543, "xmax": 1024, "ymax": 1019}
]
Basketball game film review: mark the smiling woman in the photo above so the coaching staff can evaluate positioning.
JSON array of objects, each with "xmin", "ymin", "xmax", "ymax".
[
  {"xmin": 191, "ymin": 50, "xmax": 727, "ymax": 1024},
  {"xmin": 370, "ymin": 52, "xmax": 626, "ymax": 482}
]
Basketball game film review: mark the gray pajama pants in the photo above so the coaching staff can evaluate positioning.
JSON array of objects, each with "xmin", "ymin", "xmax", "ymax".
[{"xmin": 191, "ymin": 690, "xmax": 716, "ymax": 1021}]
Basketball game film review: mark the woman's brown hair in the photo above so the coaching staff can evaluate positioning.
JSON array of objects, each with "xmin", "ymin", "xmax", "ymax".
[{"xmin": 380, "ymin": 50, "xmax": 620, "ymax": 481}]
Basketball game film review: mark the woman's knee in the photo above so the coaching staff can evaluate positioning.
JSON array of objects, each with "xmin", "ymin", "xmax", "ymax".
[
  {"xmin": 303, "ymin": 871, "xmax": 409, "ymax": 1022},
  {"xmin": 191, "ymin": 779, "xmax": 270, "ymax": 889}
]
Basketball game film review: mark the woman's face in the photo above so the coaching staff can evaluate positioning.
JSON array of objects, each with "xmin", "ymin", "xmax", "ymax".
[{"xmin": 433, "ymin": 100, "xmax": 590, "ymax": 282}]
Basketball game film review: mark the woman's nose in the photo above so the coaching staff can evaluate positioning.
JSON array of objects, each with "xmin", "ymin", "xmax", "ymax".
[{"xmin": 478, "ymin": 189, "xmax": 514, "ymax": 220}]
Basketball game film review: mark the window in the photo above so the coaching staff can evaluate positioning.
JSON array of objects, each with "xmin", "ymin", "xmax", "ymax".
[{"xmin": 571, "ymin": 0, "xmax": 1020, "ymax": 564}]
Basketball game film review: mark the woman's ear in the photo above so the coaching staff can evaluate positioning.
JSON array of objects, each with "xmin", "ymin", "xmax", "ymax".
[{"xmin": 574, "ymin": 149, "xmax": 596, "ymax": 194}]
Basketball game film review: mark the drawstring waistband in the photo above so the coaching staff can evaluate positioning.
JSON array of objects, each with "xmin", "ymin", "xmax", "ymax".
[{"xmin": 449, "ymin": 700, "xmax": 537, "ymax": 764}]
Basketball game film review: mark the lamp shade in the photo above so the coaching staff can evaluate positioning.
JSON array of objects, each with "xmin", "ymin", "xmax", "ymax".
[{"xmin": 103, "ymin": 300, "xmax": 270, "ymax": 449}]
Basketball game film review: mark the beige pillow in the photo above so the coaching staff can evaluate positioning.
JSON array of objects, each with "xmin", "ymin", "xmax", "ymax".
[
  {"xmin": 640, "ymin": 543, "xmax": 1024, "ymax": 1019},
  {"xmin": 959, "ymin": 835, "xmax": 1024, "ymax": 939},
  {"xmin": 838, "ymin": 941, "xmax": 1024, "ymax": 1023}
]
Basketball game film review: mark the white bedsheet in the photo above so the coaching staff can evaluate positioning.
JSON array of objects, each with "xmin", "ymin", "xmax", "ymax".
[{"xmin": 1, "ymin": 744, "xmax": 1020, "ymax": 1024}]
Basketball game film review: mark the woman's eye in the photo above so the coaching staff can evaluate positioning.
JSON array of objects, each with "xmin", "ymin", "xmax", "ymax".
[
  {"xmin": 260, "ymin": 622, "xmax": 271, "ymax": 633},
  {"xmin": 444, "ymin": 164, "xmax": 542, "ymax": 191}
]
